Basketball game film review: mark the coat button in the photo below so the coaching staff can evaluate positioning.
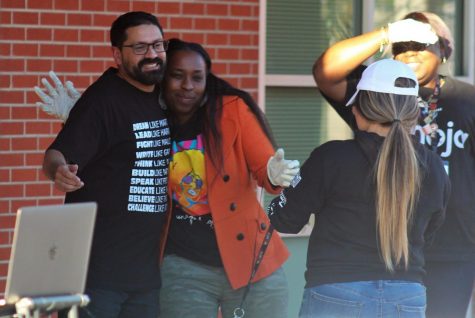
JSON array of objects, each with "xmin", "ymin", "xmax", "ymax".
[
  {"xmin": 223, "ymin": 174, "xmax": 230, "ymax": 182},
  {"xmin": 236, "ymin": 233, "xmax": 244, "ymax": 240},
  {"xmin": 230, "ymin": 203, "xmax": 236, "ymax": 211},
  {"xmin": 260, "ymin": 223, "xmax": 267, "ymax": 230}
]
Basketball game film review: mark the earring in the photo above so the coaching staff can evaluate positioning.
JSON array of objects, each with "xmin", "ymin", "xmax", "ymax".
[
  {"xmin": 200, "ymin": 94, "xmax": 208, "ymax": 108},
  {"xmin": 158, "ymin": 93, "xmax": 167, "ymax": 110},
  {"xmin": 442, "ymin": 56, "xmax": 447, "ymax": 64}
]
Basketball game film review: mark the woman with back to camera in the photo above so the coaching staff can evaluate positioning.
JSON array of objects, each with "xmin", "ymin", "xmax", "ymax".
[{"xmin": 268, "ymin": 59, "xmax": 450, "ymax": 317}]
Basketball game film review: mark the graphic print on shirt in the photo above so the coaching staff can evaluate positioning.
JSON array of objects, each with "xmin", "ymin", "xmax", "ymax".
[
  {"xmin": 267, "ymin": 191, "xmax": 287, "ymax": 217},
  {"xmin": 128, "ymin": 119, "xmax": 171, "ymax": 213},
  {"xmin": 414, "ymin": 121, "xmax": 469, "ymax": 158},
  {"xmin": 170, "ymin": 134, "xmax": 210, "ymax": 217}
]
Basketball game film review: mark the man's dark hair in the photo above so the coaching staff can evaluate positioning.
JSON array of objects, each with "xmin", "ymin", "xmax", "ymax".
[{"xmin": 110, "ymin": 11, "xmax": 164, "ymax": 47}]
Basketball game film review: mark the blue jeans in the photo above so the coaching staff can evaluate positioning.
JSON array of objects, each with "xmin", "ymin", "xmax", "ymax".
[
  {"xmin": 76, "ymin": 287, "xmax": 160, "ymax": 318},
  {"xmin": 299, "ymin": 280, "xmax": 426, "ymax": 318},
  {"xmin": 160, "ymin": 254, "xmax": 288, "ymax": 318}
]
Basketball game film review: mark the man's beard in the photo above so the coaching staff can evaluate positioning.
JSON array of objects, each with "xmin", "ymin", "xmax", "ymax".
[{"xmin": 126, "ymin": 57, "xmax": 165, "ymax": 85}]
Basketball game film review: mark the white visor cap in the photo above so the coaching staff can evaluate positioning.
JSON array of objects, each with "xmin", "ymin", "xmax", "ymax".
[{"xmin": 346, "ymin": 59, "xmax": 419, "ymax": 106}]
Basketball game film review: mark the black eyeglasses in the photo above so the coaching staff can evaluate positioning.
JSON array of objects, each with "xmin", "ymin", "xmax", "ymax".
[
  {"xmin": 121, "ymin": 40, "xmax": 169, "ymax": 55},
  {"xmin": 392, "ymin": 41, "xmax": 432, "ymax": 56}
]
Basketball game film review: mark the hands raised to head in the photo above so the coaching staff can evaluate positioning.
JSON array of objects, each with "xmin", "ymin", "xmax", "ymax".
[{"xmin": 387, "ymin": 18, "xmax": 438, "ymax": 45}]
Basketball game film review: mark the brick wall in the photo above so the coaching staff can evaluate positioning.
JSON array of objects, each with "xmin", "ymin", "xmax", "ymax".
[{"xmin": 0, "ymin": 0, "xmax": 260, "ymax": 294}]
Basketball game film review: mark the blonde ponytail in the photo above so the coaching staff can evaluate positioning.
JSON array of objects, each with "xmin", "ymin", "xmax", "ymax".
[{"xmin": 357, "ymin": 85, "xmax": 420, "ymax": 272}]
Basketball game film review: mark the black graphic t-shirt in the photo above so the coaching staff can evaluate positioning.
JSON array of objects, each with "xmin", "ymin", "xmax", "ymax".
[
  {"xmin": 49, "ymin": 68, "xmax": 171, "ymax": 290},
  {"xmin": 417, "ymin": 77, "xmax": 475, "ymax": 261},
  {"xmin": 322, "ymin": 67, "xmax": 475, "ymax": 261},
  {"xmin": 165, "ymin": 115, "xmax": 223, "ymax": 267}
]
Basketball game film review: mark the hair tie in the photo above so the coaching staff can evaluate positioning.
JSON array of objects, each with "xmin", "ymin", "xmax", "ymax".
[{"xmin": 392, "ymin": 118, "xmax": 401, "ymax": 123}]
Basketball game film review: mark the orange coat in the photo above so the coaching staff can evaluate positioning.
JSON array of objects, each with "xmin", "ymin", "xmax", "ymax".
[{"xmin": 161, "ymin": 95, "xmax": 289, "ymax": 289}]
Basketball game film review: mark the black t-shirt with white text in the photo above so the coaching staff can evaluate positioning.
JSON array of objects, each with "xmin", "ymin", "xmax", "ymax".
[{"xmin": 49, "ymin": 68, "xmax": 171, "ymax": 291}]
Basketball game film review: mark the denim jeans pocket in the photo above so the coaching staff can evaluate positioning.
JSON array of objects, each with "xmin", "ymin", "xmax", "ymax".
[
  {"xmin": 397, "ymin": 303, "xmax": 426, "ymax": 318},
  {"xmin": 299, "ymin": 289, "xmax": 362, "ymax": 318}
]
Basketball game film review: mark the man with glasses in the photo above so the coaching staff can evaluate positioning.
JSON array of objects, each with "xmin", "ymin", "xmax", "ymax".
[
  {"xmin": 314, "ymin": 11, "xmax": 475, "ymax": 318},
  {"xmin": 42, "ymin": 11, "xmax": 170, "ymax": 318}
]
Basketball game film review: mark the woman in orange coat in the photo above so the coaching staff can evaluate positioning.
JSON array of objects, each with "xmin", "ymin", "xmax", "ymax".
[{"xmin": 158, "ymin": 38, "xmax": 298, "ymax": 318}]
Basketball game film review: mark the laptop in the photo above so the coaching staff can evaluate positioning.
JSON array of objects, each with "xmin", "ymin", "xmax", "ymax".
[{"xmin": 3, "ymin": 202, "xmax": 97, "ymax": 304}]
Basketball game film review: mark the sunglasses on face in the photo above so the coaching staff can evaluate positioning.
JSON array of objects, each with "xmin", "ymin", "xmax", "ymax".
[
  {"xmin": 392, "ymin": 41, "xmax": 441, "ymax": 56},
  {"xmin": 392, "ymin": 41, "xmax": 432, "ymax": 56}
]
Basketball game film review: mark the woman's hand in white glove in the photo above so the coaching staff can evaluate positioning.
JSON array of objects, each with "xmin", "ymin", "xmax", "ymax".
[
  {"xmin": 387, "ymin": 18, "xmax": 439, "ymax": 45},
  {"xmin": 267, "ymin": 148, "xmax": 300, "ymax": 188}
]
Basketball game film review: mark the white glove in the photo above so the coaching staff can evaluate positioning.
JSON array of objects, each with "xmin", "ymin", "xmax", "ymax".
[
  {"xmin": 34, "ymin": 71, "xmax": 81, "ymax": 123},
  {"xmin": 387, "ymin": 19, "xmax": 438, "ymax": 44},
  {"xmin": 267, "ymin": 148, "xmax": 300, "ymax": 187}
]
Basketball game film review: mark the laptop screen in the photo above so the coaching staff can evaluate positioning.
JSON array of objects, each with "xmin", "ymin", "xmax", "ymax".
[{"xmin": 4, "ymin": 202, "xmax": 96, "ymax": 304}]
